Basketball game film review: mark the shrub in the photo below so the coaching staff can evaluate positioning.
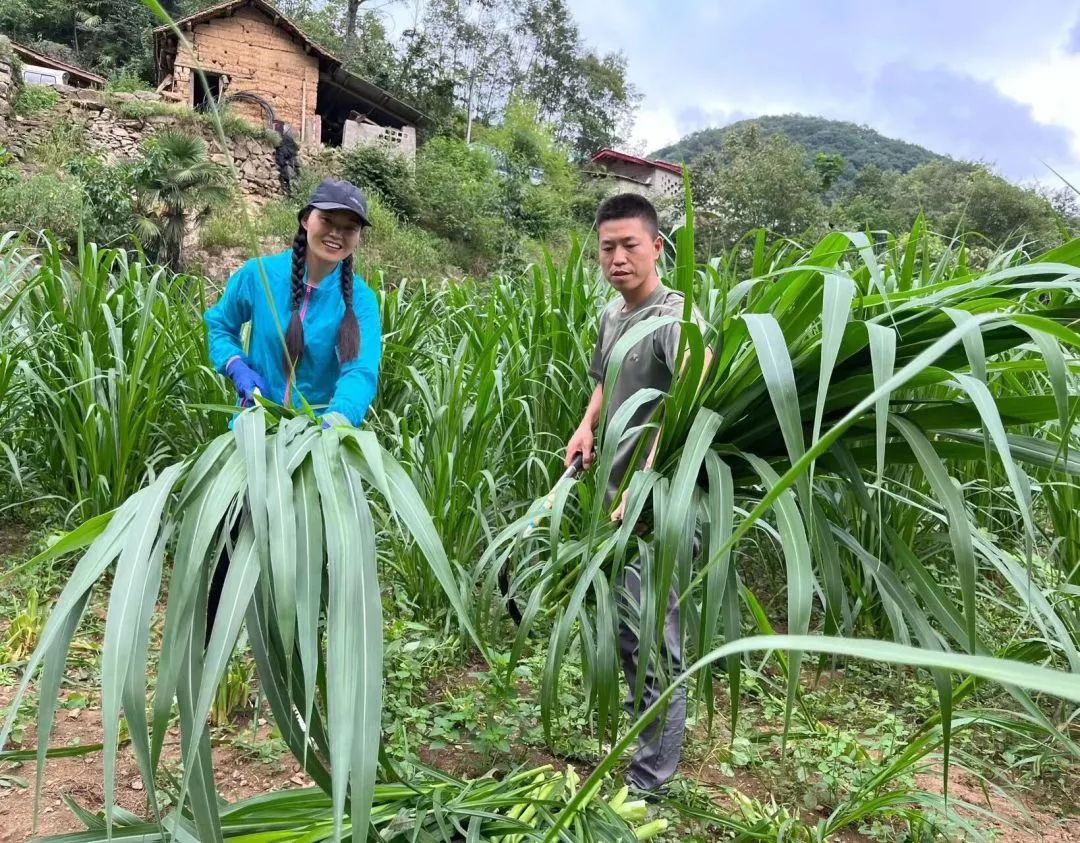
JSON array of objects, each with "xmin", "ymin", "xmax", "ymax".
[
  {"xmin": 290, "ymin": 148, "xmax": 343, "ymax": 203},
  {"xmin": 362, "ymin": 194, "xmax": 454, "ymax": 280},
  {"xmin": 116, "ymin": 99, "xmax": 166, "ymax": 121},
  {"xmin": 106, "ymin": 69, "xmax": 151, "ymax": 93},
  {"xmin": 414, "ymin": 136, "xmax": 502, "ymax": 252},
  {"xmin": 200, "ymin": 198, "xmax": 300, "ymax": 249},
  {"xmin": 340, "ymin": 145, "xmax": 418, "ymax": 222},
  {"xmin": 205, "ymin": 106, "xmax": 280, "ymax": 145},
  {"xmin": 261, "ymin": 197, "xmax": 300, "ymax": 239},
  {"xmin": 0, "ymin": 147, "xmax": 17, "ymax": 189},
  {"xmin": 111, "ymin": 99, "xmax": 279, "ymax": 145},
  {"xmin": 67, "ymin": 156, "xmax": 136, "ymax": 246},
  {"xmin": 0, "ymin": 172, "xmax": 85, "ymax": 242},
  {"xmin": 12, "ymin": 85, "xmax": 59, "ymax": 116},
  {"xmin": 478, "ymin": 100, "xmax": 578, "ymax": 241},
  {"xmin": 30, "ymin": 117, "xmax": 91, "ymax": 172}
]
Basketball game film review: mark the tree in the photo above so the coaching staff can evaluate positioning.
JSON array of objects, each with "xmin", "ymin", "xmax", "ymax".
[
  {"xmin": 561, "ymin": 50, "xmax": 638, "ymax": 160},
  {"xmin": 814, "ymin": 151, "xmax": 845, "ymax": 192},
  {"xmin": 479, "ymin": 99, "xmax": 577, "ymax": 241},
  {"xmin": 397, "ymin": 0, "xmax": 636, "ymax": 153},
  {"xmin": 0, "ymin": 0, "xmax": 161, "ymax": 78},
  {"xmin": 691, "ymin": 123, "xmax": 824, "ymax": 246},
  {"xmin": 837, "ymin": 159, "xmax": 1063, "ymax": 248},
  {"xmin": 132, "ymin": 131, "xmax": 229, "ymax": 269},
  {"xmin": 513, "ymin": 0, "xmax": 638, "ymax": 158},
  {"xmin": 414, "ymin": 135, "xmax": 501, "ymax": 251}
]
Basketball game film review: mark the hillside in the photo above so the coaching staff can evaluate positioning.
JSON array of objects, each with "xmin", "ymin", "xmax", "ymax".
[{"xmin": 652, "ymin": 114, "xmax": 947, "ymax": 186}]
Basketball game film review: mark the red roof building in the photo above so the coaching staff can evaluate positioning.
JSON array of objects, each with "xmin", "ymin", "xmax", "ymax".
[{"xmin": 588, "ymin": 148, "xmax": 684, "ymax": 201}]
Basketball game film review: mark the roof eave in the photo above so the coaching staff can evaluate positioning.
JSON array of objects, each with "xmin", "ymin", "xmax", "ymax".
[
  {"xmin": 323, "ymin": 66, "xmax": 427, "ymax": 127},
  {"xmin": 11, "ymin": 42, "xmax": 106, "ymax": 85}
]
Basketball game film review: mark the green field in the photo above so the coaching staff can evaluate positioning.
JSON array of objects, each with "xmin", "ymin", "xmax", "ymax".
[{"xmin": 1, "ymin": 190, "xmax": 1079, "ymax": 841}]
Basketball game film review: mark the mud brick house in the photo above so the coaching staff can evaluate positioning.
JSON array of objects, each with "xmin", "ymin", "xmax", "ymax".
[
  {"xmin": 587, "ymin": 148, "xmax": 684, "ymax": 201},
  {"xmin": 153, "ymin": 0, "xmax": 423, "ymax": 156}
]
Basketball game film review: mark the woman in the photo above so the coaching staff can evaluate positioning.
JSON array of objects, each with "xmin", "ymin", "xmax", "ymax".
[
  {"xmin": 205, "ymin": 178, "xmax": 381, "ymax": 428},
  {"xmin": 202, "ymin": 178, "xmax": 381, "ymax": 641}
]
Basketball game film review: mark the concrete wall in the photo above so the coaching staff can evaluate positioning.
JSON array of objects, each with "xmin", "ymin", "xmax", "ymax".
[
  {"xmin": 601, "ymin": 158, "xmax": 654, "ymax": 185},
  {"xmin": 342, "ymin": 118, "xmax": 416, "ymax": 161},
  {"xmin": 652, "ymin": 168, "xmax": 683, "ymax": 199},
  {"xmin": 169, "ymin": 7, "xmax": 319, "ymax": 132}
]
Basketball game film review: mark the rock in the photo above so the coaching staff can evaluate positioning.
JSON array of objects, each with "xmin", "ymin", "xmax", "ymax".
[
  {"xmin": 289, "ymin": 774, "xmax": 306, "ymax": 786},
  {"xmin": 67, "ymin": 708, "xmax": 81, "ymax": 719},
  {"xmin": 131, "ymin": 777, "xmax": 144, "ymax": 791}
]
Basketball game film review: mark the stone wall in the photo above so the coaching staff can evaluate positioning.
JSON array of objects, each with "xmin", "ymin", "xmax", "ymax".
[
  {"xmin": 0, "ymin": 87, "xmax": 282, "ymax": 205},
  {"xmin": 0, "ymin": 37, "xmax": 15, "ymax": 129}
]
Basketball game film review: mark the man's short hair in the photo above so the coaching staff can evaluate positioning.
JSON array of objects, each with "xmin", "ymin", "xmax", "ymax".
[{"xmin": 595, "ymin": 193, "xmax": 660, "ymax": 238}]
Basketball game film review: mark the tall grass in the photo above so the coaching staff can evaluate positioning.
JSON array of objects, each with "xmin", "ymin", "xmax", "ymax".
[
  {"xmin": 0, "ymin": 235, "xmax": 227, "ymax": 520},
  {"xmin": 6, "ymin": 212, "xmax": 1080, "ymax": 839},
  {"xmin": 475, "ymin": 194, "xmax": 1080, "ymax": 804},
  {"xmin": 371, "ymin": 246, "xmax": 600, "ymax": 613}
]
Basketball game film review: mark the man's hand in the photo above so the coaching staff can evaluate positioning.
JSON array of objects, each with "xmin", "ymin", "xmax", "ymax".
[
  {"xmin": 565, "ymin": 424, "xmax": 595, "ymax": 469},
  {"xmin": 611, "ymin": 489, "xmax": 628, "ymax": 522}
]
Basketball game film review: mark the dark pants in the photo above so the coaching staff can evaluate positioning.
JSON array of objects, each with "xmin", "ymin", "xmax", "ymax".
[
  {"xmin": 205, "ymin": 525, "xmax": 235, "ymax": 648},
  {"xmin": 616, "ymin": 564, "xmax": 687, "ymax": 790}
]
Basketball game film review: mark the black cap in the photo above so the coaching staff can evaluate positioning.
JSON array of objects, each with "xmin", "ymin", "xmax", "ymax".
[{"xmin": 303, "ymin": 179, "xmax": 371, "ymax": 227}]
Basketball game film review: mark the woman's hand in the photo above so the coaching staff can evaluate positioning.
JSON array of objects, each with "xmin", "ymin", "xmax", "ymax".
[{"xmin": 226, "ymin": 358, "xmax": 268, "ymax": 404}]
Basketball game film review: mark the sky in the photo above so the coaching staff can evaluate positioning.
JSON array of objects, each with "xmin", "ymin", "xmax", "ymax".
[{"xmin": 559, "ymin": 0, "xmax": 1080, "ymax": 187}]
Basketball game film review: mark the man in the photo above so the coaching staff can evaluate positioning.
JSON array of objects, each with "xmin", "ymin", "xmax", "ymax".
[{"xmin": 565, "ymin": 192, "xmax": 708, "ymax": 793}]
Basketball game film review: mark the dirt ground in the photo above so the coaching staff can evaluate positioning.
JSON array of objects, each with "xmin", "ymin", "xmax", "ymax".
[
  {"xmin": 0, "ymin": 520, "xmax": 1077, "ymax": 842},
  {"xmin": 0, "ymin": 686, "xmax": 301, "ymax": 841},
  {"xmin": 2, "ymin": 689, "xmax": 1079, "ymax": 842},
  {"xmin": 915, "ymin": 766, "xmax": 1080, "ymax": 843}
]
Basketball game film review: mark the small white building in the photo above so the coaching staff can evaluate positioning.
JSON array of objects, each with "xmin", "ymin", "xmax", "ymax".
[{"xmin": 587, "ymin": 148, "xmax": 684, "ymax": 201}]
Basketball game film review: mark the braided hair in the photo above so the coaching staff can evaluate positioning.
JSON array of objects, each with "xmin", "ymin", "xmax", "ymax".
[
  {"xmin": 284, "ymin": 225, "xmax": 308, "ymax": 371},
  {"xmin": 283, "ymin": 210, "xmax": 362, "ymax": 373},
  {"xmin": 337, "ymin": 253, "xmax": 360, "ymax": 361}
]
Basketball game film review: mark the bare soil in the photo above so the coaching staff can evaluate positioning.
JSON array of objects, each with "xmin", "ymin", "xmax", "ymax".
[
  {"xmin": 0, "ymin": 686, "xmax": 300, "ymax": 841},
  {"xmin": 916, "ymin": 765, "xmax": 1080, "ymax": 843}
]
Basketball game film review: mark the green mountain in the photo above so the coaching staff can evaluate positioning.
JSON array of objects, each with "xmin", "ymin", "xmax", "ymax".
[{"xmin": 652, "ymin": 115, "xmax": 947, "ymax": 186}]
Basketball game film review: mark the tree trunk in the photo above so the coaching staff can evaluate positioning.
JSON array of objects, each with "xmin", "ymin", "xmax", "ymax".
[{"xmin": 345, "ymin": 0, "xmax": 362, "ymax": 49}]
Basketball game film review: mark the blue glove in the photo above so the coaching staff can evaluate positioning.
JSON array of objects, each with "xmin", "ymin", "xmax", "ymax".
[{"xmin": 225, "ymin": 357, "xmax": 268, "ymax": 405}]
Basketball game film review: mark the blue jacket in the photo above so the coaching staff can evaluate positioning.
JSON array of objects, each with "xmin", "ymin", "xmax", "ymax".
[{"xmin": 205, "ymin": 250, "xmax": 382, "ymax": 426}]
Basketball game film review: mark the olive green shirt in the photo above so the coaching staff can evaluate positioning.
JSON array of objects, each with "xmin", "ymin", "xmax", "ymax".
[{"xmin": 588, "ymin": 283, "xmax": 705, "ymax": 506}]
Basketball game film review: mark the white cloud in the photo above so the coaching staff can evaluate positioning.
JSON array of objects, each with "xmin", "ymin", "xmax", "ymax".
[{"xmin": 996, "ymin": 56, "xmax": 1080, "ymax": 185}]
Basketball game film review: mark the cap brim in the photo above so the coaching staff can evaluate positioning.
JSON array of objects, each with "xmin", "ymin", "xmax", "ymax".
[{"xmin": 308, "ymin": 201, "xmax": 370, "ymax": 227}]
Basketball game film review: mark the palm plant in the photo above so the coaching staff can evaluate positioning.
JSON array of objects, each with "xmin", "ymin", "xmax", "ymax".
[{"xmin": 132, "ymin": 130, "xmax": 230, "ymax": 270}]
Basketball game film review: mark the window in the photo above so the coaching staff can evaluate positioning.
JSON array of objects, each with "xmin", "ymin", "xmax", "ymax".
[{"xmin": 193, "ymin": 72, "xmax": 224, "ymax": 111}]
